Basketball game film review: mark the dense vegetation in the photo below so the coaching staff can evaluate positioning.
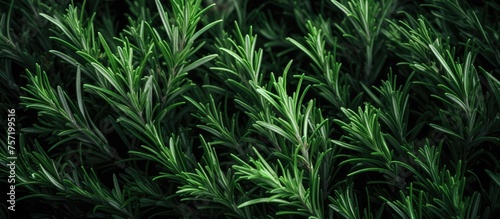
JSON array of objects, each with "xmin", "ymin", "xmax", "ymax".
[{"xmin": 1, "ymin": 0, "xmax": 500, "ymax": 218}]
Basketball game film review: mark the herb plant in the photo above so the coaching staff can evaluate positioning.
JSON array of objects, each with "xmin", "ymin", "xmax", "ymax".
[{"xmin": 1, "ymin": 0, "xmax": 500, "ymax": 218}]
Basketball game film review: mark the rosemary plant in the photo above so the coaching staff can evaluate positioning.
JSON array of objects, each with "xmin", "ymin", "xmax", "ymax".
[{"xmin": 1, "ymin": 0, "xmax": 499, "ymax": 218}]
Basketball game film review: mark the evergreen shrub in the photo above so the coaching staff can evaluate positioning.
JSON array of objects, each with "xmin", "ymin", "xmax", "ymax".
[{"xmin": 1, "ymin": 0, "xmax": 500, "ymax": 218}]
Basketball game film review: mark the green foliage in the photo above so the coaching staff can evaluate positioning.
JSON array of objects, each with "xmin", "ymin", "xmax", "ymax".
[
  {"xmin": 331, "ymin": 0, "xmax": 396, "ymax": 87},
  {"xmin": 1, "ymin": 0, "xmax": 500, "ymax": 218}
]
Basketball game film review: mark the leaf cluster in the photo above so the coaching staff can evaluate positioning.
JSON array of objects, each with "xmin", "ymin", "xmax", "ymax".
[{"xmin": 1, "ymin": 0, "xmax": 500, "ymax": 218}]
